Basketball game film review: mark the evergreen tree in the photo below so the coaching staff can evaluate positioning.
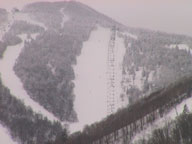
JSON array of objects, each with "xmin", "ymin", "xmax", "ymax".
[{"xmin": 183, "ymin": 104, "xmax": 189, "ymax": 114}]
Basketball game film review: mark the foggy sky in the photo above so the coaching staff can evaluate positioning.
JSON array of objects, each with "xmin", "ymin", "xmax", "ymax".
[{"xmin": 0, "ymin": 0, "xmax": 192, "ymax": 36}]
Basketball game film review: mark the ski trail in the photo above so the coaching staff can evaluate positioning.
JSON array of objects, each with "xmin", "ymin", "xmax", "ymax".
[
  {"xmin": 70, "ymin": 26, "xmax": 111, "ymax": 133},
  {"xmin": 70, "ymin": 26, "xmax": 127, "ymax": 133},
  {"xmin": 0, "ymin": 34, "xmax": 59, "ymax": 122}
]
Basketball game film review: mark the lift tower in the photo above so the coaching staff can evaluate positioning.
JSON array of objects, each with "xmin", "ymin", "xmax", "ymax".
[{"xmin": 107, "ymin": 26, "xmax": 117, "ymax": 115}]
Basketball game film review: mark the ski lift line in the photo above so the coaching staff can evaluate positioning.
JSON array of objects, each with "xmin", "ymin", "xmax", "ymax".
[{"xmin": 107, "ymin": 26, "xmax": 118, "ymax": 115}]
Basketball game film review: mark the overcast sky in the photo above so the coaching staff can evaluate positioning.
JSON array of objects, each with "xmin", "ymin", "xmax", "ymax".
[{"xmin": 0, "ymin": 0, "xmax": 192, "ymax": 36}]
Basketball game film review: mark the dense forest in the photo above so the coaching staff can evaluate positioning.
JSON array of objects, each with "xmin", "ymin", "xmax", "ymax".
[
  {"xmin": 0, "ymin": 79, "xmax": 67, "ymax": 144},
  {"xmin": 122, "ymin": 29, "xmax": 192, "ymax": 103}
]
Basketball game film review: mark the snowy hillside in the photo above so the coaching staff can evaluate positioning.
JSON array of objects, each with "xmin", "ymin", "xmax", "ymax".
[{"xmin": 0, "ymin": 1, "xmax": 192, "ymax": 144}]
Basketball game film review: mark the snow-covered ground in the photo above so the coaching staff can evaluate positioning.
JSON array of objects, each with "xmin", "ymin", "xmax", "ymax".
[
  {"xmin": 0, "ymin": 34, "xmax": 59, "ymax": 122},
  {"xmin": 124, "ymin": 32, "xmax": 138, "ymax": 40},
  {"xmin": 70, "ymin": 26, "xmax": 127, "ymax": 133},
  {"xmin": 0, "ymin": 124, "xmax": 18, "ymax": 144},
  {"xmin": 131, "ymin": 95, "xmax": 192, "ymax": 143},
  {"xmin": 70, "ymin": 26, "xmax": 110, "ymax": 132},
  {"xmin": 60, "ymin": 8, "xmax": 69, "ymax": 28}
]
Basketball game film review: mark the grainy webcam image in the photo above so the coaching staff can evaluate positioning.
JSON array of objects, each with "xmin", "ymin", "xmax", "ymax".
[{"xmin": 0, "ymin": 0, "xmax": 192, "ymax": 144}]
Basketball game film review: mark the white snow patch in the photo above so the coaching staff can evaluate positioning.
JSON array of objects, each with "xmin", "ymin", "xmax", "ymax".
[
  {"xmin": 60, "ymin": 8, "xmax": 69, "ymax": 28},
  {"xmin": 165, "ymin": 44, "xmax": 192, "ymax": 54},
  {"xmin": 0, "ymin": 34, "xmax": 59, "ymax": 122},
  {"xmin": 0, "ymin": 124, "xmax": 18, "ymax": 144},
  {"xmin": 30, "ymin": 33, "xmax": 39, "ymax": 39},
  {"xmin": 70, "ymin": 26, "xmax": 111, "ymax": 133},
  {"xmin": 148, "ymin": 70, "xmax": 154, "ymax": 82},
  {"xmin": 128, "ymin": 43, "xmax": 132, "ymax": 48},
  {"xmin": 131, "ymin": 95, "xmax": 192, "ymax": 143},
  {"xmin": 124, "ymin": 32, "xmax": 138, "ymax": 40},
  {"xmin": 47, "ymin": 62, "xmax": 56, "ymax": 75}
]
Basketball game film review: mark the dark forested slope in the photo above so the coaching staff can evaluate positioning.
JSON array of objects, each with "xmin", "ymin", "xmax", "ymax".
[
  {"xmin": 0, "ymin": 79, "xmax": 65, "ymax": 144},
  {"xmin": 122, "ymin": 30, "xmax": 192, "ymax": 103}
]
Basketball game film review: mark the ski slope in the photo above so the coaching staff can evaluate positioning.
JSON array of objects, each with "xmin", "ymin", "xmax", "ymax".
[
  {"xmin": 70, "ymin": 26, "xmax": 127, "ymax": 133},
  {"xmin": 70, "ymin": 26, "xmax": 110, "ymax": 132}
]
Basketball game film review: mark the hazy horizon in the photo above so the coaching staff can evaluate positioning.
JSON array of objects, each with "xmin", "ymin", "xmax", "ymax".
[{"xmin": 0, "ymin": 0, "xmax": 192, "ymax": 36}]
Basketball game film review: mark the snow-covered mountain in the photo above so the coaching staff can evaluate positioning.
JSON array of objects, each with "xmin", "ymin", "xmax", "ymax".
[{"xmin": 0, "ymin": 1, "xmax": 192, "ymax": 144}]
